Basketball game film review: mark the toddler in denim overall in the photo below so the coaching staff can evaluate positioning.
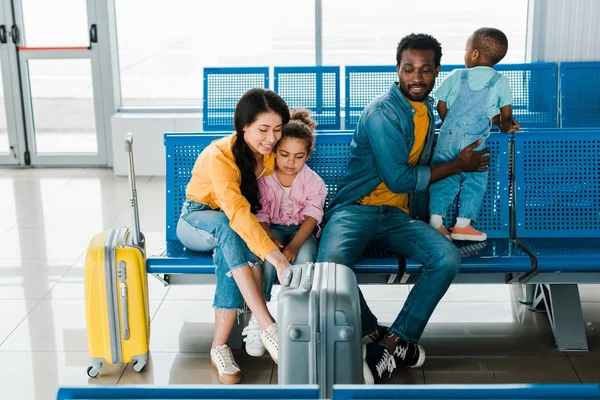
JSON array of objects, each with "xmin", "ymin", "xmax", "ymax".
[{"xmin": 429, "ymin": 28, "xmax": 519, "ymax": 241}]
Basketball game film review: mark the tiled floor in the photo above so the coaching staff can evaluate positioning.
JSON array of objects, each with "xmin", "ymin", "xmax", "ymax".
[{"xmin": 0, "ymin": 167, "xmax": 598, "ymax": 399}]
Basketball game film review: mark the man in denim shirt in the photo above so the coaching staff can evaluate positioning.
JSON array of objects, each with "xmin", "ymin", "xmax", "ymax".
[{"xmin": 317, "ymin": 34, "xmax": 489, "ymax": 384}]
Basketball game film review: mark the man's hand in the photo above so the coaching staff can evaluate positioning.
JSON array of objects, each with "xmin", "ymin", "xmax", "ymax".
[
  {"xmin": 455, "ymin": 140, "xmax": 490, "ymax": 172},
  {"xmin": 282, "ymin": 244, "xmax": 300, "ymax": 263}
]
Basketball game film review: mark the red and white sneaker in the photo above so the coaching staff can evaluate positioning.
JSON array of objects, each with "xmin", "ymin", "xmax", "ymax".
[
  {"xmin": 437, "ymin": 225, "xmax": 451, "ymax": 240},
  {"xmin": 450, "ymin": 226, "xmax": 487, "ymax": 242}
]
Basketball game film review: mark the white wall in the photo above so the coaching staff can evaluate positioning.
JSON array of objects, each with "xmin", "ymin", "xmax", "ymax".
[
  {"xmin": 111, "ymin": 113, "xmax": 201, "ymax": 176},
  {"xmin": 528, "ymin": 0, "xmax": 600, "ymax": 62}
]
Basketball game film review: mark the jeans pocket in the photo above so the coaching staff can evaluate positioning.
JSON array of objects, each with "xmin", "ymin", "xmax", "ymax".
[
  {"xmin": 461, "ymin": 131, "xmax": 490, "ymax": 151},
  {"xmin": 181, "ymin": 200, "xmax": 212, "ymax": 217}
]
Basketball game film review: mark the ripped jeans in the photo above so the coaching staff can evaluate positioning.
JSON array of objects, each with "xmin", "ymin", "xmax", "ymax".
[{"xmin": 176, "ymin": 200, "xmax": 262, "ymax": 310}]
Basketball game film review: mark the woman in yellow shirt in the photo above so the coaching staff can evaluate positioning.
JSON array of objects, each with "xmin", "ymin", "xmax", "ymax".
[{"xmin": 177, "ymin": 88, "xmax": 292, "ymax": 384}]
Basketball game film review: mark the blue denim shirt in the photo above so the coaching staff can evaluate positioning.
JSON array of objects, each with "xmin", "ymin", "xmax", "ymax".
[{"xmin": 325, "ymin": 83, "xmax": 436, "ymax": 222}]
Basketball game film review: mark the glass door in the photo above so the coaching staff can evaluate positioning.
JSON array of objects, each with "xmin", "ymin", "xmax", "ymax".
[
  {"xmin": 13, "ymin": 0, "xmax": 108, "ymax": 165},
  {"xmin": 0, "ymin": 0, "xmax": 25, "ymax": 165}
]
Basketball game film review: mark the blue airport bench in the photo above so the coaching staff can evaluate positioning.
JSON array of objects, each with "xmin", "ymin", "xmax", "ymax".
[
  {"xmin": 147, "ymin": 131, "xmax": 531, "ymax": 279},
  {"xmin": 274, "ymin": 66, "xmax": 341, "ymax": 130},
  {"xmin": 203, "ymin": 67, "xmax": 269, "ymax": 131},
  {"xmin": 514, "ymin": 129, "xmax": 600, "ymax": 351},
  {"xmin": 57, "ymin": 385, "xmax": 318, "ymax": 399},
  {"xmin": 560, "ymin": 61, "xmax": 600, "ymax": 128},
  {"xmin": 345, "ymin": 63, "xmax": 558, "ymax": 130},
  {"xmin": 332, "ymin": 384, "xmax": 600, "ymax": 400}
]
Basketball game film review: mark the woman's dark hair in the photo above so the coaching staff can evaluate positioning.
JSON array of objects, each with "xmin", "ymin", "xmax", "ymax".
[
  {"xmin": 233, "ymin": 88, "xmax": 290, "ymax": 214},
  {"xmin": 278, "ymin": 108, "xmax": 318, "ymax": 154}
]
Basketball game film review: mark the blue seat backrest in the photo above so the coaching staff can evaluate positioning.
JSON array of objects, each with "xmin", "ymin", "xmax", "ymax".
[
  {"xmin": 332, "ymin": 384, "xmax": 600, "ymax": 400},
  {"xmin": 515, "ymin": 129, "xmax": 600, "ymax": 238},
  {"xmin": 345, "ymin": 63, "xmax": 558, "ymax": 130},
  {"xmin": 57, "ymin": 385, "xmax": 319, "ymax": 399},
  {"xmin": 448, "ymin": 133, "xmax": 509, "ymax": 238},
  {"xmin": 165, "ymin": 131, "xmax": 509, "ymax": 242},
  {"xmin": 274, "ymin": 66, "xmax": 341, "ymax": 130},
  {"xmin": 203, "ymin": 67, "xmax": 269, "ymax": 131},
  {"xmin": 560, "ymin": 62, "xmax": 600, "ymax": 128}
]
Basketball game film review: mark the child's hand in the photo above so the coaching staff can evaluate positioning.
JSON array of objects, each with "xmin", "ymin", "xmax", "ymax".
[
  {"xmin": 282, "ymin": 244, "xmax": 300, "ymax": 263},
  {"xmin": 507, "ymin": 118, "xmax": 520, "ymax": 133},
  {"xmin": 270, "ymin": 237, "xmax": 284, "ymax": 249}
]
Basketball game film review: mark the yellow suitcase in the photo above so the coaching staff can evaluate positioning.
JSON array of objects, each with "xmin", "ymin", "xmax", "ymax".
[{"xmin": 84, "ymin": 133, "xmax": 150, "ymax": 377}]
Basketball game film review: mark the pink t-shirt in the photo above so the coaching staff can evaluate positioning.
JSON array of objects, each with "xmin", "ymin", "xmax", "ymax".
[{"xmin": 256, "ymin": 165, "xmax": 327, "ymax": 236}]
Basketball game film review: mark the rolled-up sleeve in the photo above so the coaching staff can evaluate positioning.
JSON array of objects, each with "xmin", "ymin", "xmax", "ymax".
[
  {"xmin": 299, "ymin": 174, "xmax": 327, "ymax": 224},
  {"xmin": 209, "ymin": 154, "xmax": 277, "ymax": 260},
  {"xmin": 255, "ymin": 180, "xmax": 272, "ymax": 224},
  {"xmin": 365, "ymin": 110, "xmax": 430, "ymax": 193}
]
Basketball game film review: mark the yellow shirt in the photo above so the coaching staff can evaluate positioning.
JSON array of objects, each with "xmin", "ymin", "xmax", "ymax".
[
  {"xmin": 358, "ymin": 97, "xmax": 429, "ymax": 213},
  {"xmin": 185, "ymin": 132, "xmax": 277, "ymax": 260}
]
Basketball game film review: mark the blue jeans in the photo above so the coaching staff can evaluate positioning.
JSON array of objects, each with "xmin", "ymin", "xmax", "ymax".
[
  {"xmin": 429, "ymin": 131, "xmax": 489, "ymax": 221},
  {"xmin": 263, "ymin": 224, "xmax": 318, "ymax": 301},
  {"xmin": 317, "ymin": 205, "xmax": 461, "ymax": 343},
  {"xmin": 176, "ymin": 200, "xmax": 262, "ymax": 310}
]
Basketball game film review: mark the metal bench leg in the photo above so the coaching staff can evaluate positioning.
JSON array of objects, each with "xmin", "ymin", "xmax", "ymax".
[
  {"xmin": 519, "ymin": 284, "xmax": 535, "ymax": 305},
  {"xmin": 527, "ymin": 284, "xmax": 546, "ymax": 312},
  {"xmin": 541, "ymin": 284, "xmax": 588, "ymax": 351}
]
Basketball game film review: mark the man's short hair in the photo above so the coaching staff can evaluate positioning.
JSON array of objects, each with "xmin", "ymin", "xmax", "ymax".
[
  {"xmin": 396, "ymin": 33, "xmax": 443, "ymax": 67},
  {"xmin": 472, "ymin": 27, "xmax": 508, "ymax": 65}
]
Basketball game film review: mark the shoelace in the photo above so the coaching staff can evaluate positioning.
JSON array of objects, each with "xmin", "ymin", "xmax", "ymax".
[
  {"xmin": 375, "ymin": 350, "xmax": 396, "ymax": 379},
  {"xmin": 394, "ymin": 343, "xmax": 409, "ymax": 361},
  {"xmin": 214, "ymin": 346, "xmax": 237, "ymax": 369},
  {"xmin": 242, "ymin": 321, "xmax": 261, "ymax": 344},
  {"xmin": 262, "ymin": 326, "xmax": 278, "ymax": 348}
]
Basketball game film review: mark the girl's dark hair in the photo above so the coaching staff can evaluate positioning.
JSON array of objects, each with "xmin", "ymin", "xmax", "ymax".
[
  {"xmin": 233, "ymin": 88, "xmax": 290, "ymax": 214},
  {"xmin": 278, "ymin": 108, "xmax": 318, "ymax": 154}
]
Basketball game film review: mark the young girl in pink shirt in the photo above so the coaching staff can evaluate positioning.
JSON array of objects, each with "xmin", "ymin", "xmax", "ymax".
[{"xmin": 242, "ymin": 108, "xmax": 327, "ymax": 357}]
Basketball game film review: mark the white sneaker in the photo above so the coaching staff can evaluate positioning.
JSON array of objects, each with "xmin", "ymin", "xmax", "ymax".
[
  {"xmin": 242, "ymin": 315, "xmax": 266, "ymax": 357},
  {"xmin": 260, "ymin": 323, "xmax": 279, "ymax": 364},
  {"xmin": 210, "ymin": 345, "xmax": 242, "ymax": 384}
]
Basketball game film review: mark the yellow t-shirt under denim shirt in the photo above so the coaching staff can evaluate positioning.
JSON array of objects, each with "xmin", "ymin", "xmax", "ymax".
[{"xmin": 358, "ymin": 97, "xmax": 429, "ymax": 214}]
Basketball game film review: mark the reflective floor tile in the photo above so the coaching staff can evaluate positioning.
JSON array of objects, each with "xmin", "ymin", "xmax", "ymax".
[
  {"xmin": 118, "ymin": 351, "xmax": 274, "ymax": 385},
  {"xmin": 0, "ymin": 351, "xmax": 125, "ymax": 400},
  {"xmin": 579, "ymin": 285, "xmax": 600, "ymax": 302},
  {"xmin": 439, "ymin": 284, "xmax": 523, "ymax": 303},
  {"xmin": 0, "ymin": 299, "xmax": 162, "ymax": 351},
  {"xmin": 423, "ymin": 355, "xmax": 580, "ymax": 384},
  {"xmin": 0, "ymin": 299, "xmax": 40, "ymax": 345},
  {"xmin": 149, "ymin": 300, "xmax": 216, "ymax": 353},
  {"xmin": 0, "ymin": 259, "xmax": 73, "ymax": 300},
  {"xmin": 165, "ymin": 284, "xmax": 217, "ymax": 301},
  {"xmin": 0, "ymin": 227, "xmax": 96, "ymax": 261},
  {"xmin": 46, "ymin": 265, "xmax": 170, "ymax": 301},
  {"xmin": 568, "ymin": 356, "xmax": 600, "ymax": 382}
]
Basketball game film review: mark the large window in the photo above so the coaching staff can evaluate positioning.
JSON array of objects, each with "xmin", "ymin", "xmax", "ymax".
[
  {"xmin": 323, "ymin": 0, "xmax": 527, "ymax": 66},
  {"xmin": 116, "ymin": 0, "xmax": 315, "ymax": 106},
  {"xmin": 115, "ymin": 0, "xmax": 527, "ymax": 107}
]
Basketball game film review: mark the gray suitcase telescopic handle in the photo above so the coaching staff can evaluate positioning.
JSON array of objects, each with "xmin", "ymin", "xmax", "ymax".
[{"xmin": 124, "ymin": 133, "xmax": 141, "ymax": 246}]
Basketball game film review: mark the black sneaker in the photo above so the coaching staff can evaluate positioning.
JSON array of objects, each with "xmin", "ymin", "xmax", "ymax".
[
  {"xmin": 362, "ymin": 342, "xmax": 397, "ymax": 384},
  {"xmin": 366, "ymin": 323, "xmax": 389, "ymax": 343},
  {"xmin": 389, "ymin": 337, "xmax": 426, "ymax": 368}
]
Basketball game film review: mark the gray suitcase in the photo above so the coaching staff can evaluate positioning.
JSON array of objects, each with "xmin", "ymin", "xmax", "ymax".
[{"xmin": 277, "ymin": 262, "xmax": 362, "ymax": 398}]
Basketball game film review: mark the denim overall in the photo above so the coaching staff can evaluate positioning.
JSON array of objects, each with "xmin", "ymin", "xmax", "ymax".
[{"xmin": 429, "ymin": 69, "xmax": 501, "ymax": 221}]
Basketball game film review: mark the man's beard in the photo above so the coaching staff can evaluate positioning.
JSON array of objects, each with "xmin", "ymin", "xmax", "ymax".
[{"xmin": 399, "ymin": 80, "xmax": 431, "ymax": 102}]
